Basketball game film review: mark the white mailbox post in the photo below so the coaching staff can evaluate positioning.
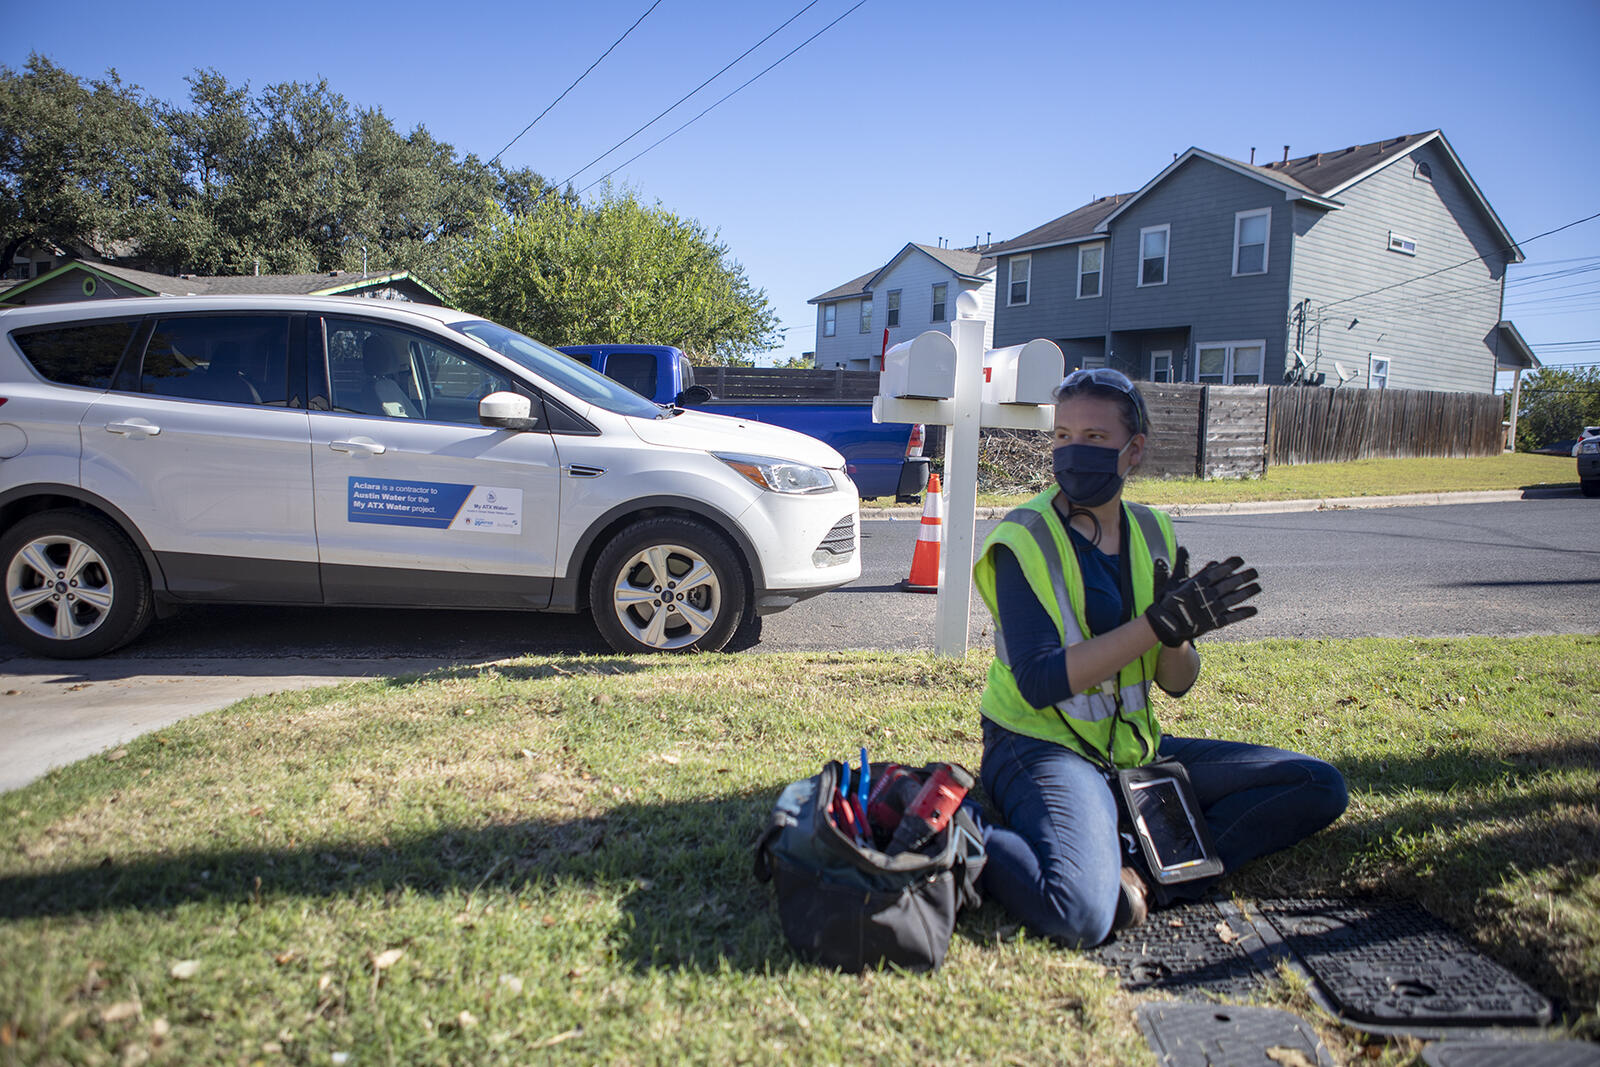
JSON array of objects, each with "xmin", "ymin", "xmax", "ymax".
[{"xmin": 872, "ymin": 292, "xmax": 1063, "ymax": 657}]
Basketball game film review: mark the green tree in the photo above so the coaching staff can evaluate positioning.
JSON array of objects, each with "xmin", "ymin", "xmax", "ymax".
[
  {"xmin": 447, "ymin": 187, "xmax": 779, "ymax": 364},
  {"xmin": 1512, "ymin": 364, "xmax": 1600, "ymax": 451},
  {"xmin": 0, "ymin": 55, "xmax": 174, "ymax": 269}
]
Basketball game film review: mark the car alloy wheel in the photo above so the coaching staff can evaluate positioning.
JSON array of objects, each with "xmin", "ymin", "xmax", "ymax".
[
  {"xmin": 7, "ymin": 533, "xmax": 117, "ymax": 643},
  {"xmin": 0, "ymin": 510, "xmax": 153, "ymax": 658},
  {"xmin": 610, "ymin": 542, "xmax": 722, "ymax": 650}
]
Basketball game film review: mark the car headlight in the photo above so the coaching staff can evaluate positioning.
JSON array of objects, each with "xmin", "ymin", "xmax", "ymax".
[{"xmin": 714, "ymin": 452, "xmax": 834, "ymax": 494}]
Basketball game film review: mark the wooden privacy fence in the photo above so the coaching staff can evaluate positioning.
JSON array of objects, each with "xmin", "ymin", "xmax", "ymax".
[
  {"xmin": 1266, "ymin": 385, "xmax": 1503, "ymax": 464},
  {"xmin": 690, "ymin": 367, "xmax": 1503, "ymax": 479}
]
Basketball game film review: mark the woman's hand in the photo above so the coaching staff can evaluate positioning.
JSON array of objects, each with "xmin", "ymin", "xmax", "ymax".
[{"xmin": 1145, "ymin": 554, "xmax": 1261, "ymax": 647}]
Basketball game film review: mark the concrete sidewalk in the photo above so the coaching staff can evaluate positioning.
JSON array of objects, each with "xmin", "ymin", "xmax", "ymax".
[{"xmin": 862, "ymin": 487, "xmax": 1570, "ymax": 520}]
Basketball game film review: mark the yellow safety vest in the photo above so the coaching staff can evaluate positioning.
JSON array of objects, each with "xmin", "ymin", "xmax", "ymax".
[{"xmin": 974, "ymin": 488, "xmax": 1177, "ymax": 769}]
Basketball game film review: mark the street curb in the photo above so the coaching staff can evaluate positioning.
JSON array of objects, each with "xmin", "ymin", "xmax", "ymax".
[{"xmin": 859, "ymin": 487, "xmax": 1575, "ymax": 520}]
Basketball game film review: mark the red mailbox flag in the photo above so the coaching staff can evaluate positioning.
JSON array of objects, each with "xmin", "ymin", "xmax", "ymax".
[{"xmin": 880, "ymin": 327, "xmax": 889, "ymax": 371}]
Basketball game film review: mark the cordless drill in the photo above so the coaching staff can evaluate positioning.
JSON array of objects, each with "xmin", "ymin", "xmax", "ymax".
[{"xmin": 885, "ymin": 763, "xmax": 974, "ymax": 856}]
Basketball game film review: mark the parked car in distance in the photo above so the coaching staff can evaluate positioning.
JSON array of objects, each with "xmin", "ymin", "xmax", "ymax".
[
  {"xmin": 0, "ymin": 296, "xmax": 861, "ymax": 657},
  {"xmin": 557, "ymin": 344, "xmax": 929, "ymax": 502},
  {"xmin": 1575, "ymin": 426, "xmax": 1600, "ymax": 497}
]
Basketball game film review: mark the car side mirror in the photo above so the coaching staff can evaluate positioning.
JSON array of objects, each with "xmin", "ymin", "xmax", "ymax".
[
  {"xmin": 479, "ymin": 391, "xmax": 540, "ymax": 431},
  {"xmin": 675, "ymin": 384, "xmax": 714, "ymax": 406}
]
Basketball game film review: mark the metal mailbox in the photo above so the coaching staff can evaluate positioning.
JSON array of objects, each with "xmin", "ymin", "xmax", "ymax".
[
  {"xmin": 982, "ymin": 338, "xmax": 1064, "ymax": 405},
  {"xmin": 880, "ymin": 330, "xmax": 958, "ymax": 401}
]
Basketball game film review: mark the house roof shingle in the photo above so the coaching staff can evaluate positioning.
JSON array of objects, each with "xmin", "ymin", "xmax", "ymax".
[
  {"xmin": 1252, "ymin": 131, "xmax": 1436, "ymax": 194},
  {"xmin": 1, "ymin": 262, "xmax": 446, "ymax": 306},
  {"xmin": 985, "ymin": 195, "xmax": 1131, "ymax": 257},
  {"xmin": 809, "ymin": 242, "xmax": 994, "ymax": 305}
]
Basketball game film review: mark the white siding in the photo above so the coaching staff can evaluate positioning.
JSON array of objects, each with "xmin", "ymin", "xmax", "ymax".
[
  {"xmin": 811, "ymin": 296, "xmax": 876, "ymax": 369},
  {"xmin": 1288, "ymin": 144, "xmax": 1509, "ymax": 394}
]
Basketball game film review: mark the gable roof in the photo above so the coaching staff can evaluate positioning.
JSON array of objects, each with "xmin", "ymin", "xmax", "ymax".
[
  {"xmin": 989, "ymin": 130, "xmax": 1520, "ymax": 264},
  {"xmin": 810, "ymin": 243, "xmax": 994, "ymax": 305},
  {"xmin": 985, "ymin": 195, "xmax": 1132, "ymax": 257},
  {"xmin": 808, "ymin": 267, "xmax": 877, "ymax": 305},
  {"xmin": 1257, "ymin": 130, "xmax": 1520, "ymax": 259},
  {"xmin": 0, "ymin": 261, "xmax": 447, "ymax": 306}
]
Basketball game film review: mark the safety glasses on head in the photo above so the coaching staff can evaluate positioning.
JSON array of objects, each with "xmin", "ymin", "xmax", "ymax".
[{"xmin": 1052, "ymin": 368, "xmax": 1150, "ymax": 436}]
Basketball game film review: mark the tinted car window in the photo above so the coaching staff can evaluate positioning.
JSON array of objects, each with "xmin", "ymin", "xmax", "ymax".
[
  {"xmin": 10, "ymin": 320, "xmax": 137, "ymax": 389},
  {"xmin": 449, "ymin": 320, "xmax": 663, "ymax": 420},
  {"xmin": 325, "ymin": 319, "xmax": 515, "ymax": 425},
  {"xmin": 604, "ymin": 352, "xmax": 656, "ymax": 397},
  {"xmin": 142, "ymin": 316, "xmax": 290, "ymax": 405}
]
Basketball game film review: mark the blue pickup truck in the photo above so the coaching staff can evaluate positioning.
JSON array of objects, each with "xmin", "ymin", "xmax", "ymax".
[{"xmin": 558, "ymin": 344, "xmax": 929, "ymax": 501}]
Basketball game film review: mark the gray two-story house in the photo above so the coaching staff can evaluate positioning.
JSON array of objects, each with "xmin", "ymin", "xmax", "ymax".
[{"xmin": 988, "ymin": 131, "xmax": 1531, "ymax": 393}]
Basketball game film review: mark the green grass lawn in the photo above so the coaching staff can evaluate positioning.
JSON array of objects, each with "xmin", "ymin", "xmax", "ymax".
[
  {"xmin": 2, "ymin": 637, "xmax": 1597, "ymax": 1064},
  {"xmin": 969, "ymin": 452, "xmax": 1578, "ymax": 509}
]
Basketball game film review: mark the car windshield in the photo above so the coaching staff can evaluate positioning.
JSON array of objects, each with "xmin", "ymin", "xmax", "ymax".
[{"xmin": 449, "ymin": 320, "xmax": 665, "ymax": 419}]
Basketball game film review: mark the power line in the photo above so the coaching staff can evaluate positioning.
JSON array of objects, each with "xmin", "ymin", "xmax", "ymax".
[
  {"xmin": 547, "ymin": 0, "xmax": 825, "ymax": 193},
  {"xmin": 1315, "ymin": 210, "xmax": 1600, "ymax": 314},
  {"xmin": 578, "ymin": 0, "xmax": 871, "ymax": 194},
  {"xmin": 489, "ymin": 0, "xmax": 666, "ymax": 165}
]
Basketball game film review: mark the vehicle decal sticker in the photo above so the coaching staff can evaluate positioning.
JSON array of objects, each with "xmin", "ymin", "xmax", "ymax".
[{"xmin": 348, "ymin": 477, "xmax": 522, "ymax": 533}]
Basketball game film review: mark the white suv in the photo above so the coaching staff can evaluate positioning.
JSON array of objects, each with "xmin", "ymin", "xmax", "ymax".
[{"xmin": 0, "ymin": 296, "xmax": 860, "ymax": 656}]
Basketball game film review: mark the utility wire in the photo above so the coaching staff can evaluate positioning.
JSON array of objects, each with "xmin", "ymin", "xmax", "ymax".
[
  {"xmin": 547, "ymin": 0, "xmax": 825, "ymax": 193},
  {"xmin": 577, "ymin": 0, "xmax": 870, "ymax": 194},
  {"xmin": 489, "ymin": 0, "xmax": 666, "ymax": 165},
  {"xmin": 1315, "ymin": 210, "xmax": 1600, "ymax": 314}
]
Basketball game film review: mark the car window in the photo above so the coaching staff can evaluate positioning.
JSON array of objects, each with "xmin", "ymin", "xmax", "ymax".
[
  {"xmin": 449, "ymin": 320, "xmax": 664, "ymax": 419},
  {"xmin": 325, "ymin": 319, "xmax": 515, "ymax": 425},
  {"xmin": 603, "ymin": 351, "xmax": 657, "ymax": 397},
  {"xmin": 141, "ymin": 316, "xmax": 291, "ymax": 405},
  {"xmin": 10, "ymin": 319, "xmax": 138, "ymax": 389}
]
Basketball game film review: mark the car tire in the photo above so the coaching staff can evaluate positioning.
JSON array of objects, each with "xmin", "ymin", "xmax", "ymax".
[
  {"xmin": 1582, "ymin": 479, "xmax": 1599, "ymax": 499},
  {"xmin": 0, "ymin": 510, "xmax": 154, "ymax": 658},
  {"xmin": 589, "ymin": 516, "xmax": 748, "ymax": 654}
]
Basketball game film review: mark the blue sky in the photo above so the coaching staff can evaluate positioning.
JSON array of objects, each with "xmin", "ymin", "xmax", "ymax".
[{"xmin": 7, "ymin": 0, "xmax": 1598, "ymax": 378}]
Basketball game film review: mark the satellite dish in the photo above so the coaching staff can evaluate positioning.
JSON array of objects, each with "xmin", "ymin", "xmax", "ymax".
[
  {"xmin": 1292, "ymin": 348, "xmax": 1308, "ymax": 370},
  {"xmin": 1333, "ymin": 362, "xmax": 1357, "ymax": 389}
]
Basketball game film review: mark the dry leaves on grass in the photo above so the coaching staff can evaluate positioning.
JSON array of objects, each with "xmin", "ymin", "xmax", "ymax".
[
  {"xmin": 168, "ymin": 959, "xmax": 200, "ymax": 980},
  {"xmin": 371, "ymin": 948, "xmax": 404, "ymax": 971}
]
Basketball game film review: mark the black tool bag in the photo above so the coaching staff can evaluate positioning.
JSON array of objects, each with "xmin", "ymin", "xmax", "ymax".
[{"xmin": 752, "ymin": 760, "xmax": 986, "ymax": 973}]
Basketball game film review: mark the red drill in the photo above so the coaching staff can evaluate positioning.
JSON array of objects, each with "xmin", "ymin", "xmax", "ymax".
[
  {"xmin": 885, "ymin": 763, "xmax": 974, "ymax": 856},
  {"xmin": 866, "ymin": 765, "xmax": 922, "ymax": 847}
]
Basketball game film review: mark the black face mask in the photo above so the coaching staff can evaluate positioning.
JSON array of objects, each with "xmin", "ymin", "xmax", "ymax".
[{"xmin": 1053, "ymin": 441, "xmax": 1130, "ymax": 507}]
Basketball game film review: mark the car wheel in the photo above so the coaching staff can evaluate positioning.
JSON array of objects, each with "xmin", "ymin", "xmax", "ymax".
[
  {"xmin": 590, "ymin": 516, "xmax": 747, "ymax": 653},
  {"xmin": 1582, "ymin": 479, "xmax": 1599, "ymax": 499},
  {"xmin": 0, "ymin": 510, "xmax": 154, "ymax": 658}
]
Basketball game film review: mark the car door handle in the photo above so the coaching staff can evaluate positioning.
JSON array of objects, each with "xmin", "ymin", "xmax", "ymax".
[
  {"xmin": 104, "ymin": 419, "xmax": 161, "ymax": 437},
  {"xmin": 329, "ymin": 438, "xmax": 385, "ymax": 456}
]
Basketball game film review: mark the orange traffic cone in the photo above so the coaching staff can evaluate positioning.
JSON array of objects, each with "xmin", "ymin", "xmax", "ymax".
[{"xmin": 900, "ymin": 473, "xmax": 943, "ymax": 593}]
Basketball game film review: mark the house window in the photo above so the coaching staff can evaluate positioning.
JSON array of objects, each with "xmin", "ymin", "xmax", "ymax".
[
  {"xmin": 1388, "ymin": 232, "xmax": 1418, "ymax": 256},
  {"xmin": 823, "ymin": 304, "xmax": 836, "ymax": 337},
  {"xmin": 1138, "ymin": 225, "xmax": 1169, "ymax": 286},
  {"xmin": 1077, "ymin": 244, "xmax": 1103, "ymax": 298},
  {"xmin": 1008, "ymin": 256, "xmax": 1031, "ymax": 305},
  {"xmin": 1369, "ymin": 356, "xmax": 1390, "ymax": 389},
  {"xmin": 886, "ymin": 289, "xmax": 901, "ymax": 328},
  {"xmin": 1150, "ymin": 350, "xmax": 1173, "ymax": 383},
  {"xmin": 1233, "ymin": 209, "xmax": 1270, "ymax": 275},
  {"xmin": 931, "ymin": 283, "xmax": 947, "ymax": 322},
  {"xmin": 859, "ymin": 299, "xmax": 872, "ymax": 333},
  {"xmin": 1195, "ymin": 341, "xmax": 1265, "ymax": 385}
]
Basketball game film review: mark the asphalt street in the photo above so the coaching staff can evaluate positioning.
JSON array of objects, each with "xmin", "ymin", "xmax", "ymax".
[{"xmin": 2, "ymin": 496, "xmax": 1595, "ymax": 789}]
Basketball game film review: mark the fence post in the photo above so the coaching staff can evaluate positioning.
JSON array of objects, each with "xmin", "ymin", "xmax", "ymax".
[{"xmin": 1197, "ymin": 385, "xmax": 1210, "ymax": 478}]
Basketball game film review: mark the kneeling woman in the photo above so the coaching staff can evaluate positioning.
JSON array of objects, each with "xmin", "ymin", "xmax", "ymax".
[{"xmin": 974, "ymin": 368, "xmax": 1347, "ymax": 947}]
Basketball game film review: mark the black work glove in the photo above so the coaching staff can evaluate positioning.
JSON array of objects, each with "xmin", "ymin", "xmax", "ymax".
[{"xmin": 1145, "ymin": 554, "xmax": 1261, "ymax": 648}]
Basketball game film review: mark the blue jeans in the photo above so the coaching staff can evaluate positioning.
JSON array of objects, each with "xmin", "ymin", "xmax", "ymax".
[{"xmin": 977, "ymin": 718, "xmax": 1348, "ymax": 948}]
